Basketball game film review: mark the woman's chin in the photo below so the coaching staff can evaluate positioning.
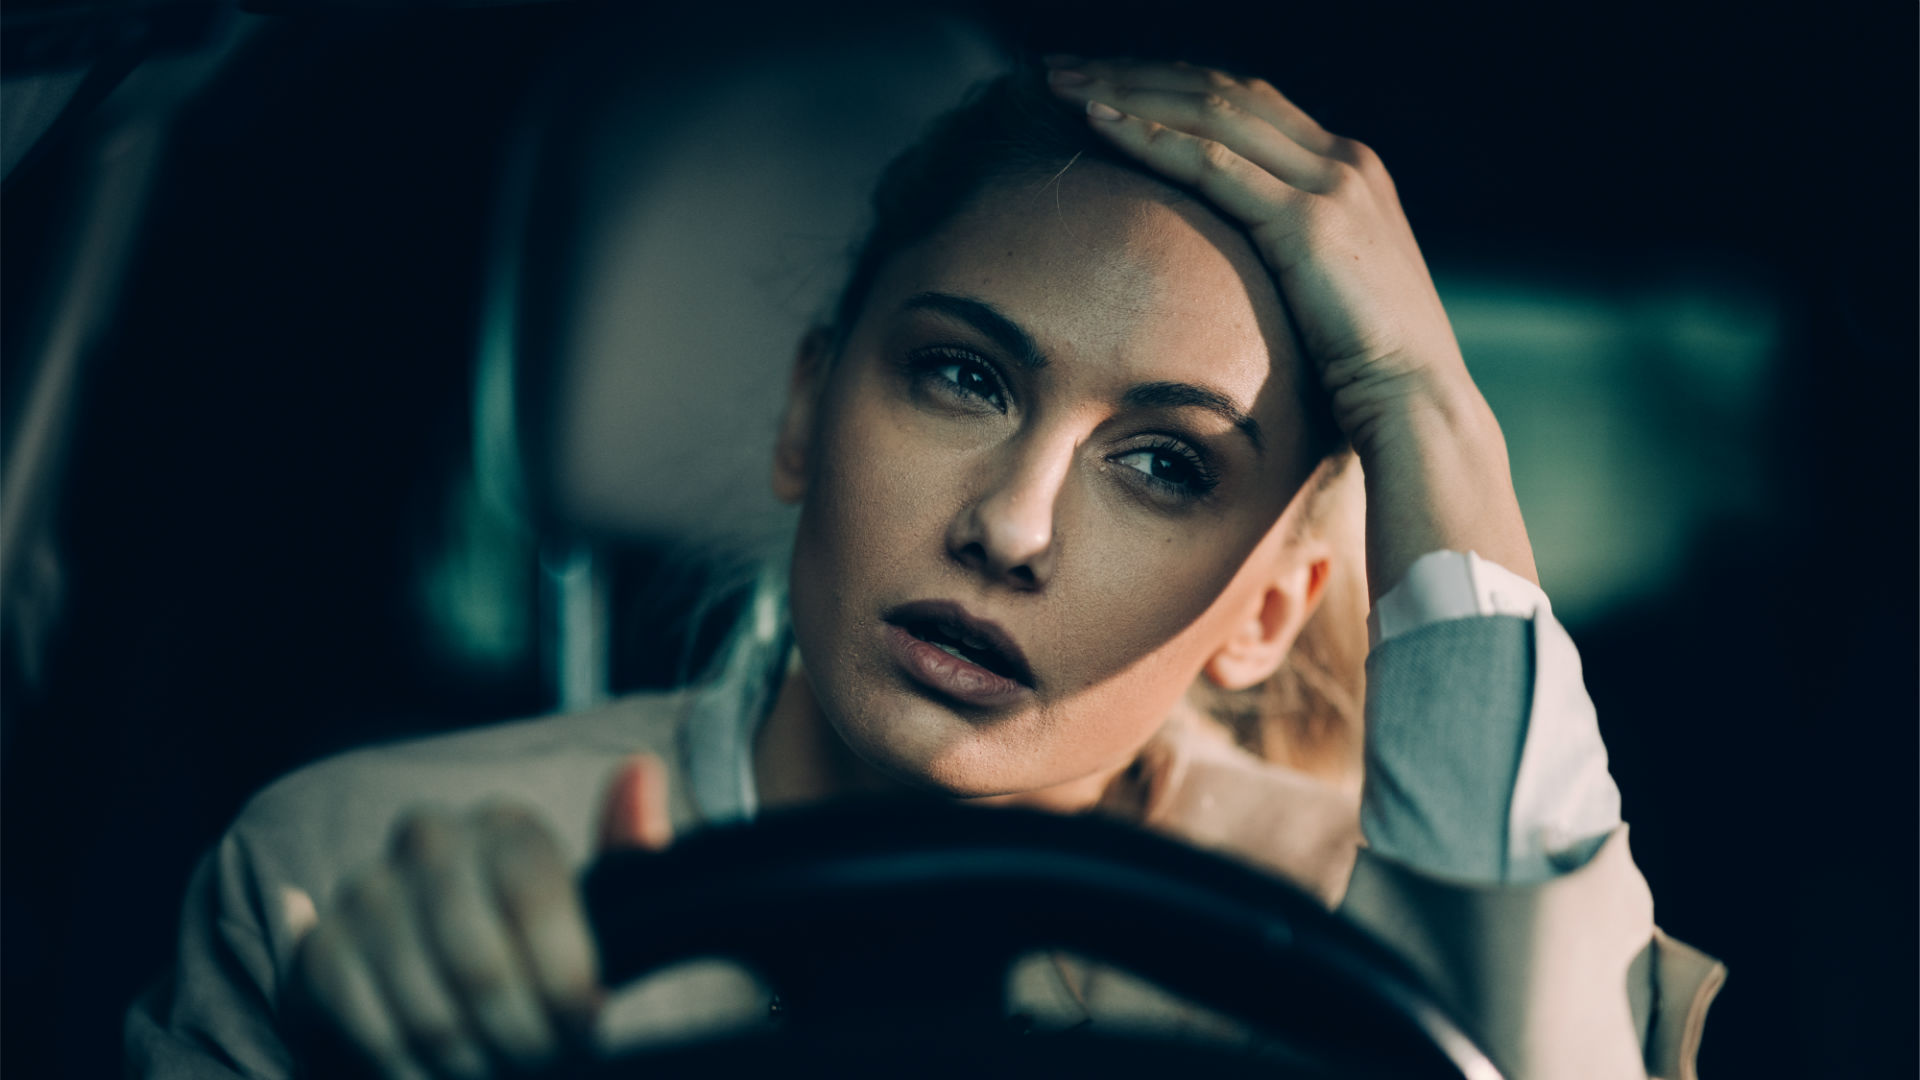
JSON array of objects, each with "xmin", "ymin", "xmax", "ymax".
[{"xmin": 825, "ymin": 694, "xmax": 1042, "ymax": 800}]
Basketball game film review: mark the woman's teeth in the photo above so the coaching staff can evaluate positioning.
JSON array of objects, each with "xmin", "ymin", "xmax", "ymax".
[{"xmin": 933, "ymin": 641, "xmax": 972, "ymax": 662}]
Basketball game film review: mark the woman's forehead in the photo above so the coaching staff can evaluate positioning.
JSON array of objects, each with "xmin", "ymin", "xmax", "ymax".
[{"xmin": 870, "ymin": 163, "xmax": 1301, "ymax": 413}]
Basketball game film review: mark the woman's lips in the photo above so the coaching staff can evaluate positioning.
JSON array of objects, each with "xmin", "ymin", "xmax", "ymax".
[{"xmin": 883, "ymin": 623, "xmax": 1033, "ymax": 709}]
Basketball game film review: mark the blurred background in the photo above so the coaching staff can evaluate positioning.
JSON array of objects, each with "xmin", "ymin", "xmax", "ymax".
[{"xmin": 2, "ymin": 1, "xmax": 1912, "ymax": 1076}]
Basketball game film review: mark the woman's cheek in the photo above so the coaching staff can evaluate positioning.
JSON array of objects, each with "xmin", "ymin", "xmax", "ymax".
[
  {"xmin": 794, "ymin": 391, "xmax": 957, "ymax": 660},
  {"xmin": 826, "ymin": 402, "xmax": 951, "ymax": 561},
  {"xmin": 1045, "ymin": 503, "xmax": 1244, "ymax": 682}
]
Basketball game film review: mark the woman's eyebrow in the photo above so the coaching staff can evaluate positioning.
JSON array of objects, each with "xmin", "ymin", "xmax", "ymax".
[
  {"xmin": 900, "ymin": 292, "xmax": 1050, "ymax": 372},
  {"xmin": 1123, "ymin": 382, "xmax": 1265, "ymax": 455}
]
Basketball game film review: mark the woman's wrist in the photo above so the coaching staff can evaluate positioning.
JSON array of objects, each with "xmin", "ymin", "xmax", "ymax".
[
  {"xmin": 1331, "ymin": 360, "xmax": 1489, "ymax": 462},
  {"xmin": 1345, "ymin": 370, "xmax": 1540, "ymax": 604}
]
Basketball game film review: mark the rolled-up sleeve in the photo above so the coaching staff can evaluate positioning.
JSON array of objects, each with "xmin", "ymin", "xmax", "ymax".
[
  {"xmin": 1350, "ymin": 550, "xmax": 1723, "ymax": 1080},
  {"xmin": 1361, "ymin": 549, "xmax": 1622, "ymax": 884}
]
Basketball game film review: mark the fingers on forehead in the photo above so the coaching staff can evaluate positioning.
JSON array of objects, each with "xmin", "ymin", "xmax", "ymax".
[
  {"xmin": 1068, "ymin": 57, "xmax": 1336, "ymax": 154},
  {"xmin": 1087, "ymin": 87, "xmax": 1338, "ymax": 192},
  {"xmin": 1098, "ymin": 113, "xmax": 1303, "ymax": 231}
]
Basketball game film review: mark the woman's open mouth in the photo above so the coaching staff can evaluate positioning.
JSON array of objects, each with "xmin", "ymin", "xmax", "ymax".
[{"xmin": 883, "ymin": 601, "xmax": 1034, "ymax": 710}]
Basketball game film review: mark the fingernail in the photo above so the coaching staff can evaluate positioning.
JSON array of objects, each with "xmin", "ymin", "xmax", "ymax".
[
  {"xmin": 1047, "ymin": 68, "xmax": 1090, "ymax": 86},
  {"xmin": 1042, "ymin": 53, "xmax": 1084, "ymax": 68},
  {"xmin": 1087, "ymin": 100, "xmax": 1123, "ymax": 121}
]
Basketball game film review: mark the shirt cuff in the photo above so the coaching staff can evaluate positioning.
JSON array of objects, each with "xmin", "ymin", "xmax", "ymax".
[{"xmin": 1367, "ymin": 549, "xmax": 1553, "ymax": 649}]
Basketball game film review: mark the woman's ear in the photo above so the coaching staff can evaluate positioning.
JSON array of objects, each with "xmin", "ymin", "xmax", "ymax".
[
  {"xmin": 1204, "ymin": 548, "xmax": 1334, "ymax": 691},
  {"xmin": 772, "ymin": 329, "xmax": 832, "ymax": 505}
]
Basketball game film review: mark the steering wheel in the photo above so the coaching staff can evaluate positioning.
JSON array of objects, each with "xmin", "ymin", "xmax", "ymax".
[{"xmin": 579, "ymin": 802, "xmax": 1501, "ymax": 1079}]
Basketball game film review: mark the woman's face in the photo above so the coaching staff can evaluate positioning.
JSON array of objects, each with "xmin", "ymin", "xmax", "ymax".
[{"xmin": 781, "ymin": 162, "xmax": 1326, "ymax": 801}]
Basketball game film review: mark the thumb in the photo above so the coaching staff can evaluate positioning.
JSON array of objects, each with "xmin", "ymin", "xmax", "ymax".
[{"xmin": 598, "ymin": 753, "xmax": 674, "ymax": 853}]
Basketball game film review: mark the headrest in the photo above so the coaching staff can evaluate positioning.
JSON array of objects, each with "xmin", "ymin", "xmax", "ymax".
[{"xmin": 485, "ymin": 10, "xmax": 1004, "ymax": 559}]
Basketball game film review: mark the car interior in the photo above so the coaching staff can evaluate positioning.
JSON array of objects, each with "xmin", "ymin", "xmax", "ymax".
[{"xmin": 1, "ymin": 1, "xmax": 1912, "ymax": 1077}]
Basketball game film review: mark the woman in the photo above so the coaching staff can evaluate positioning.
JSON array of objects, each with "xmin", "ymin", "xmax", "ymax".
[{"xmin": 127, "ymin": 58, "xmax": 1724, "ymax": 1079}]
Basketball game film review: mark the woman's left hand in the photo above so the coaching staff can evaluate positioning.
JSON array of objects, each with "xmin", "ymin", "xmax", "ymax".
[{"xmin": 1044, "ymin": 56, "xmax": 1469, "ymax": 452}]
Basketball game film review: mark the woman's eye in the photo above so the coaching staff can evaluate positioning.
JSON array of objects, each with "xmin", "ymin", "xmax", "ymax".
[
  {"xmin": 1115, "ymin": 444, "xmax": 1216, "ymax": 499},
  {"xmin": 913, "ymin": 349, "xmax": 1008, "ymax": 412}
]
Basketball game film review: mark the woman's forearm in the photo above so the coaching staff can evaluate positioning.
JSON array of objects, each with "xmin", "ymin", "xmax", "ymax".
[{"xmin": 1352, "ymin": 375, "xmax": 1538, "ymax": 605}]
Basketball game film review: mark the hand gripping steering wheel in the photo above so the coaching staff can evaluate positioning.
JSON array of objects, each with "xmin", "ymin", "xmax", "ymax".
[{"xmin": 578, "ymin": 802, "xmax": 1501, "ymax": 1079}]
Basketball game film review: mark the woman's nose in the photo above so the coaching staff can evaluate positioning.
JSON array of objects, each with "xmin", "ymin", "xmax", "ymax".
[{"xmin": 947, "ymin": 440, "xmax": 1068, "ymax": 590}]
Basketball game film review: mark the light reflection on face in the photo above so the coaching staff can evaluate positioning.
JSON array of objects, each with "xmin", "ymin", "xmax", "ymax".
[{"xmin": 782, "ymin": 163, "xmax": 1324, "ymax": 800}]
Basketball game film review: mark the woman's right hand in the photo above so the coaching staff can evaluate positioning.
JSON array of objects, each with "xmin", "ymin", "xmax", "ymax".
[{"xmin": 289, "ymin": 755, "xmax": 674, "ymax": 1080}]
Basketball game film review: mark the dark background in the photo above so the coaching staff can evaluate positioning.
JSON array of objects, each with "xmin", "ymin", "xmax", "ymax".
[{"xmin": 3, "ymin": 1, "xmax": 1913, "ymax": 1077}]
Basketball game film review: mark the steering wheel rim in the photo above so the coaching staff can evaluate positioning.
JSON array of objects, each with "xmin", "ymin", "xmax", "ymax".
[{"xmin": 581, "ymin": 801, "xmax": 1500, "ymax": 1079}]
